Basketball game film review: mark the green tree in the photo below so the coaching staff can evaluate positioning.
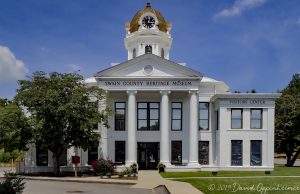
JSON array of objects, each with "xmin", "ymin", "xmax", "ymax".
[
  {"xmin": 0, "ymin": 173, "xmax": 25, "ymax": 194},
  {"xmin": 0, "ymin": 99, "xmax": 32, "ymax": 152},
  {"xmin": 15, "ymin": 71, "xmax": 109, "ymax": 174},
  {"xmin": 275, "ymin": 74, "xmax": 300, "ymax": 166}
]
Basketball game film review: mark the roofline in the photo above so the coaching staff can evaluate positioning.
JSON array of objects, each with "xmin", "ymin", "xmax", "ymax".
[
  {"xmin": 211, "ymin": 93, "xmax": 281, "ymax": 102},
  {"xmin": 94, "ymin": 54, "xmax": 203, "ymax": 78},
  {"xmin": 94, "ymin": 76, "xmax": 201, "ymax": 80}
]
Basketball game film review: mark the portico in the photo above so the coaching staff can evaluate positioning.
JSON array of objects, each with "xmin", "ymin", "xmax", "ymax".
[{"xmin": 119, "ymin": 88, "xmax": 202, "ymax": 168}]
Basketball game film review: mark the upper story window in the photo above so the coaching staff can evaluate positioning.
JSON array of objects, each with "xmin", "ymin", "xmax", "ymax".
[
  {"xmin": 171, "ymin": 102, "xmax": 182, "ymax": 131},
  {"xmin": 115, "ymin": 102, "xmax": 126, "ymax": 131},
  {"xmin": 145, "ymin": 45, "xmax": 152, "ymax": 54},
  {"xmin": 132, "ymin": 48, "xmax": 136, "ymax": 58},
  {"xmin": 231, "ymin": 109, "xmax": 243, "ymax": 129},
  {"xmin": 161, "ymin": 48, "xmax": 165, "ymax": 58},
  {"xmin": 199, "ymin": 102, "xmax": 209, "ymax": 130},
  {"xmin": 215, "ymin": 110, "xmax": 219, "ymax": 130},
  {"xmin": 251, "ymin": 109, "xmax": 262, "ymax": 129},
  {"xmin": 138, "ymin": 102, "xmax": 159, "ymax": 131}
]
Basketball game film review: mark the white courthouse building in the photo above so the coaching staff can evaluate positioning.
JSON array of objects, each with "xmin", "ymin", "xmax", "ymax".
[{"xmin": 25, "ymin": 3, "xmax": 280, "ymax": 172}]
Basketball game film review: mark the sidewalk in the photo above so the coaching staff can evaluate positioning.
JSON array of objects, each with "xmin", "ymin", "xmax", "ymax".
[
  {"xmin": 0, "ymin": 173, "xmax": 137, "ymax": 185},
  {"xmin": 0, "ymin": 171, "xmax": 204, "ymax": 194},
  {"xmin": 132, "ymin": 170, "xmax": 203, "ymax": 194}
]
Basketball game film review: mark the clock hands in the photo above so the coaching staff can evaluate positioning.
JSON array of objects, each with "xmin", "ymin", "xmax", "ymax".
[{"xmin": 142, "ymin": 16, "xmax": 155, "ymax": 28}]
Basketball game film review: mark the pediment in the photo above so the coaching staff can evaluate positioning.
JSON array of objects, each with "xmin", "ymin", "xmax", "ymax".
[{"xmin": 95, "ymin": 54, "xmax": 202, "ymax": 78}]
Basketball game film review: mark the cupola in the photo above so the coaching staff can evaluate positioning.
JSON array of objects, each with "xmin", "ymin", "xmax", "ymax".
[{"xmin": 124, "ymin": 3, "xmax": 173, "ymax": 60}]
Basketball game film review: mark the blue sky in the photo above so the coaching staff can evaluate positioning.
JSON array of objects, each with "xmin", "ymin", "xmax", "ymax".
[{"xmin": 0, "ymin": 0, "xmax": 300, "ymax": 99}]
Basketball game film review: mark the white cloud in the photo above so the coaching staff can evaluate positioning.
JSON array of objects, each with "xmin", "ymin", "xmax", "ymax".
[
  {"xmin": 213, "ymin": 0, "xmax": 267, "ymax": 19},
  {"xmin": 297, "ymin": 17, "xmax": 300, "ymax": 25},
  {"xmin": 67, "ymin": 64, "xmax": 81, "ymax": 72},
  {"xmin": 0, "ymin": 45, "xmax": 28, "ymax": 82},
  {"xmin": 40, "ymin": 47, "xmax": 50, "ymax": 53}
]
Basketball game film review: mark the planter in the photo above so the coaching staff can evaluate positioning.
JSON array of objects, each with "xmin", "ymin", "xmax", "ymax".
[
  {"xmin": 158, "ymin": 167, "xmax": 165, "ymax": 173},
  {"xmin": 212, "ymin": 171, "xmax": 218, "ymax": 176},
  {"xmin": 132, "ymin": 168, "xmax": 137, "ymax": 174}
]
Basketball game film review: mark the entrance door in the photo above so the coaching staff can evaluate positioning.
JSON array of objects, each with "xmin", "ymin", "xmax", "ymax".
[{"xmin": 137, "ymin": 142, "xmax": 159, "ymax": 170}]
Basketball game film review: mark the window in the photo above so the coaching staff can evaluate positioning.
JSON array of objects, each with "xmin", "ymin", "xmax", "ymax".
[
  {"xmin": 199, "ymin": 102, "xmax": 209, "ymax": 130},
  {"xmin": 115, "ymin": 102, "xmax": 126, "ymax": 131},
  {"xmin": 251, "ymin": 109, "xmax": 262, "ymax": 129},
  {"xmin": 251, "ymin": 140, "xmax": 262, "ymax": 166},
  {"xmin": 171, "ymin": 102, "xmax": 182, "ymax": 131},
  {"xmin": 231, "ymin": 140, "xmax": 243, "ymax": 166},
  {"xmin": 171, "ymin": 141, "xmax": 182, "ymax": 164},
  {"xmin": 161, "ymin": 48, "xmax": 165, "ymax": 58},
  {"xmin": 231, "ymin": 109, "xmax": 243, "ymax": 129},
  {"xmin": 215, "ymin": 110, "xmax": 219, "ymax": 130},
  {"xmin": 132, "ymin": 48, "xmax": 136, "ymax": 58},
  {"xmin": 36, "ymin": 146, "xmax": 48, "ymax": 166},
  {"xmin": 88, "ymin": 145, "xmax": 98, "ymax": 165},
  {"xmin": 137, "ymin": 102, "xmax": 159, "ymax": 131},
  {"xmin": 145, "ymin": 45, "xmax": 152, "ymax": 54},
  {"xmin": 58, "ymin": 149, "xmax": 67, "ymax": 166},
  {"xmin": 199, "ymin": 141, "xmax": 209, "ymax": 165},
  {"xmin": 115, "ymin": 141, "xmax": 125, "ymax": 164}
]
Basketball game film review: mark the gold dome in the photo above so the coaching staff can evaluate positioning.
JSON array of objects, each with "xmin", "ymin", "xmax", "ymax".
[{"xmin": 126, "ymin": 3, "xmax": 171, "ymax": 33}]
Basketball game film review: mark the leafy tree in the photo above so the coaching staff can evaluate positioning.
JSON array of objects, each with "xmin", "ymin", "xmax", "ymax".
[
  {"xmin": 0, "ymin": 98, "xmax": 11, "ymax": 107},
  {"xmin": 0, "ymin": 173, "xmax": 25, "ymax": 194},
  {"xmin": 275, "ymin": 74, "xmax": 300, "ymax": 166},
  {"xmin": 0, "ymin": 99, "xmax": 32, "ymax": 152},
  {"xmin": 15, "ymin": 71, "xmax": 109, "ymax": 174},
  {"xmin": 0, "ymin": 149, "xmax": 24, "ymax": 163}
]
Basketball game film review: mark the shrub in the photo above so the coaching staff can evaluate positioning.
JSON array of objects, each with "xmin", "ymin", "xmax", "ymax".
[
  {"xmin": 118, "ymin": 171, "xmax": 125, "ymax": 178},
  {"xmin": 0, "ymin": 173, "xmax": 25, "ymax": 194},
  {"xmin": 84, "ymin": 166, "xmax": 94, "ymax": 175},
  {"xmin": 130, "ymin": 163, "xmax": 138, "ymax": 173},
  {"xmin": 157, "ymin": 162, "xmax": 166, "ymax": 173},
  {"xmin": 123, "ymin": 167, "xmax": 132, "ymax": 175},
  {"xmin": 91, "ymin": 158, "xmax": 116, "ymax": 175}
]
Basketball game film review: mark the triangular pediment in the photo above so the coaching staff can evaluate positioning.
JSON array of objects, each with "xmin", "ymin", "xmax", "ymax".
[{"xmin": 95, "ymin": 54, "xmax": 202, "ymax": 78}]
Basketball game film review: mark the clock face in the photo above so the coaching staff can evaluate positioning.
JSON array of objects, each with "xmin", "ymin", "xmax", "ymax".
[{"xmin": 142, "ymin": 16, "xmax": 155, "ymax": 28}]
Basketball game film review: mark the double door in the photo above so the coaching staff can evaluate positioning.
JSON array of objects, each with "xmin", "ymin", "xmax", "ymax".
[{"xmin": 137, "ymin": 142, "xmax": 159, "ymax": 170}]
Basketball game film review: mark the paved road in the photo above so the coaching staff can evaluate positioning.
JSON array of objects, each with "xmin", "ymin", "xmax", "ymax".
[{"xmin": 23, "ymin": 180, "xmax": 151, "ymax": 194}]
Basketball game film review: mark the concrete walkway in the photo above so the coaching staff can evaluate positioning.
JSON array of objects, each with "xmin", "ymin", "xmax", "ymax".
[
  {"xmin": 132, "ymin": 170, "xmax": 203, "ymax": 194},
  {"xmin": 0, "ymin": 173, "xmax": 137, "ymax": 185}
]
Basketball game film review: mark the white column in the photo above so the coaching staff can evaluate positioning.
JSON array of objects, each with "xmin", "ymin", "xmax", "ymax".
[
  {"xmin": 188, "ymin": 90, "xmax": 200, "ymax": 166},
  {"xmin": 99, "ymin": 91, "xmax": 108, "ymax": 159},
  {"xmin": 126, "ymin": 90, "xmax": 137, "ymax": 165},
  {"xmin": 160, "ymin": 90, "xmax": 171, "ymax": 166}
]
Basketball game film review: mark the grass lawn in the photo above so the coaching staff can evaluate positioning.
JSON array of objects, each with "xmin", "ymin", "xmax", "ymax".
[
  {"xmin": 176, "ymin": 177, "xmax": 300, "ymax": 194},
  {"xmin": 161, "ymin": 166, "xmax": 300, "ymax": 178},
  {"xmin": 161, "ymin": 166, "xmax": 300, "ymax": 194}
]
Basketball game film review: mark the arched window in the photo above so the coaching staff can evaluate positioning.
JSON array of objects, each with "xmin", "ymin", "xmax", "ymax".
[
  {"xmin": 132, "ymin": 48, "xmax": 136, "ymax": 58},
  {"xmin": 145, "ymin": 45, "xmax": 152, "ymax": 54},
  {"xmin": 161, "ymin": 48, "xmax": 165, "ymax": 58}
]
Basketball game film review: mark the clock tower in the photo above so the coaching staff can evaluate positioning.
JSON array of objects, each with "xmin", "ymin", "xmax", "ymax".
[{"xmin": 125, "ymin": 3, "xmax": 172, "ymax": 60}]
